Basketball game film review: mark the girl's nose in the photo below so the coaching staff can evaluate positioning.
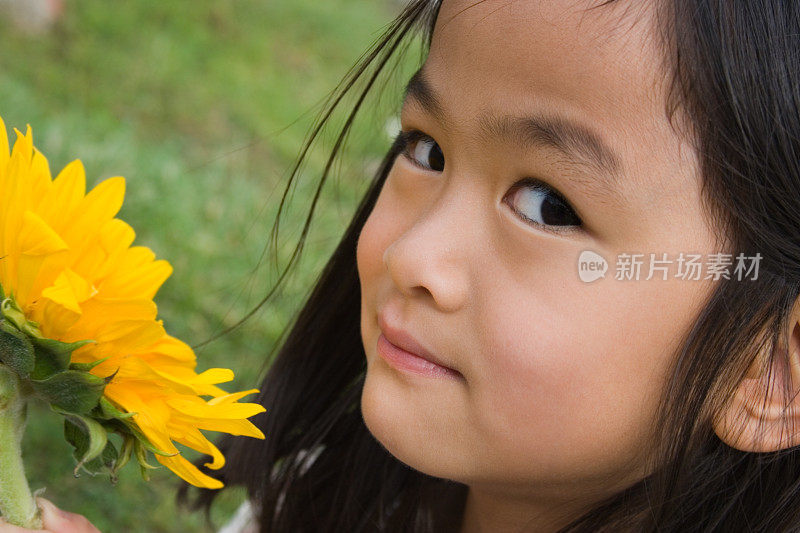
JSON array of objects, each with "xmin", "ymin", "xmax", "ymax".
[{"xmin": 382, "ymin": 190, "xmax": 473, "ymax": 313}]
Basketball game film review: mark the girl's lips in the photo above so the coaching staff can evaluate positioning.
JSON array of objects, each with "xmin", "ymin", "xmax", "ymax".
[
  {"xmin": 377, "ymin": 333, "xmax": 462, "ymax": 379},
  {"xmin": 377, "ymin": 310, "xmax": 458, "ymax": 369}
]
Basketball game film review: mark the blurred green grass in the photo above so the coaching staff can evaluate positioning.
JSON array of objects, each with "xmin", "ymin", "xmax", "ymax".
[{"xmin": 0, "ymin": 0, "xmax": 418, "ymax": 530}]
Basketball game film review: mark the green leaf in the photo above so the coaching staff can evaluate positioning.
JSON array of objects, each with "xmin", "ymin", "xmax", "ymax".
[
  {"xmin": 0, "ymin": 320, "xmax": 35, "ymax": 378},
  {"xmin": 32, "ymin": 370, "xmax": 106, "ymax": 414},
  {"xmin": 63, "ymin": 415, "xmax": 109, "ymax": 477}
]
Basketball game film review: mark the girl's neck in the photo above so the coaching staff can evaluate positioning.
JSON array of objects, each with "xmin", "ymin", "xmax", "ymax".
[{"xmin": 457, "ymin": 485, "xmax": 583, "ymax": 533}]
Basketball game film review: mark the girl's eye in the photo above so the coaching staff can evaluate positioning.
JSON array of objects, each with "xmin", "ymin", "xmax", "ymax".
[
  {"xmin": 396, "ymin": 129, "xmax": 445, "ymax": 172},
  {"xmin": 503, "ymin": 179, "xmax": 582, "ymax": 231},
  {"xmin": 393, "ymin": 129, "xmax": 582, "ymax": 232}
]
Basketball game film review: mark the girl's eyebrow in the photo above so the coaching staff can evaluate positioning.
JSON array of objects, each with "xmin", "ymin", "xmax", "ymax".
[{"xmin": 401, "ymin": 67, "xmax": 627, "ymax": 197}]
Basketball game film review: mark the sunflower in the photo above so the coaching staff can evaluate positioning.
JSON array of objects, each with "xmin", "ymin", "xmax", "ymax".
[{"xmin": 0, "ymin": 116, "xmax": 265, "ymax": 490}]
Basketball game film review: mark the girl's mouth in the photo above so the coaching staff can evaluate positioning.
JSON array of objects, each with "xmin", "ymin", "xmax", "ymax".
[{"xmin": 377, "ymin": 333, "xmax": 462, "ymax": 380}]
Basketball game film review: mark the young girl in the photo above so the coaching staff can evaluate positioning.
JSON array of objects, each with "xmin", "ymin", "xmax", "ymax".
[{"xmin": 5, "ymin": 0, "xmax": 800, "ymax": 531}]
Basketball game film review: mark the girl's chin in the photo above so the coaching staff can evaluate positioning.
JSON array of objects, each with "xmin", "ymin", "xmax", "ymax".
[{"xmin": 359, "ymin": 366, "xmax": 467, "ymax": 480}]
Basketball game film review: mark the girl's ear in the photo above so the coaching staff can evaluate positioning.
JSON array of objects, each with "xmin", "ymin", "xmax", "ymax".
[{"xmin": 712, "ymin": 299, "xmax": 800, "ymax": 452}]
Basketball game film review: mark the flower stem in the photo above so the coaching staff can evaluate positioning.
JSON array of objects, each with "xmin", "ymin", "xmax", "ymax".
[{"xmin": 0, "ymin": 365, "xmax": 42, "ymax": 529}]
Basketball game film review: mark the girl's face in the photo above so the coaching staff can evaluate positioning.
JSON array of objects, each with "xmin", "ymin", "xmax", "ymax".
[{"xmin": 357, "ymin": 0, "xmax": 719, "ymax": 519}]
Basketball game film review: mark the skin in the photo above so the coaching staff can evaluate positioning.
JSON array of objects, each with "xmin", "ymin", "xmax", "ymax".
[
  {"xmin": 356, "ymin": 1, "xmax": 722, "ymax": 531},
  {"xmin": 0, "ymin": 498, "xmax": 99, "ymax": 533}
]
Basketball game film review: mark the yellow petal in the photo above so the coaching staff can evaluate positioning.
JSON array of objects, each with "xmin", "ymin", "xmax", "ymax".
[
  {"xmin": 169, "ymin": 424, "xmax": 225, "ymax": 470},
  {"xmin": 109, "ymin": 358, "xmax": 198, "ymax": 397},
  {"xmin": 104, "ymin": 383, "xmax": 178, "ymax": 454},
  {"xmin": 98, "ymin": 249, "xmax": 172, "ymax": 300},
  {"xmin": 19, "ymin": 210, "xmax": 68, "ymax": 255},
  {"xmin": 29, "ymin": 149, "xmax": 52, "ymax": 210},
  {"xmin": 71, "ymin": 319, "xmax": 165, "ymax": 355},
  {"xmin": 166, "ymin": 396, "xmax": 266, "ymax": 420},
  {"xmin": 40, "ymin": 268, "xmax": 92, "ymax": 315},
  {"xmin": 129, "ymin": 335, "xmax": 196, "ymax": 365},
  {"xmin": 83, "ymin": 218, "xmax": 136, "ymax": 280},
  {"xmin": 15, "ymin": 211, "xmax": 69, "ymax": 308},
  {"xmin": 186, "ymin": 417, "xmax": 265, "ymax": 439},
  {"xmin": 60, "ymin": 176, "xmax": 125, "ymax": 249},
  {"xmin": 38, "ymin": 159, "xmax": 86, "ymax": 232},
  {"xmin": 0, "ymin": 150, "xmax": 29, "ymax": 287},
  {"xmin": 77, "ymin": 297, "xmax": 157, "ymax": 325},
  {"xmin": 155, "ymin": 453, "xmax": 224, "ymax": 489},
  {"xmin": 0, "ymin": 115, "xmax": 8, "ymax": 169},
  {"xmin": 10, "ymin": 126, "xmax": 33, "ymax": 163},
  {"xmin": 208, "ymin": 389, "xmax": 260, "ymax": 406},
  {"xmin": 33, "ymin": 297, "xmax": 83, "ymax": 339}
]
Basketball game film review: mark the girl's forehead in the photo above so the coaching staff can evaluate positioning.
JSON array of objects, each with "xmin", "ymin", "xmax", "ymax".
[
  {"xmin": 423, "ymin": 0, "xmax": 706, "ymax": 249},
  {"xmin": 426, "ymin": 0, "xmax": 687, "ymax": 204},
  {"xmin": 428, "ymin": 0, "xmax": 666, "ymax": 125}
]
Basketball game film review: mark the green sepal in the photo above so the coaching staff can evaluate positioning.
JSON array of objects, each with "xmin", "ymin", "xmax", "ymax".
[
  {"xmin": 82, "ymin": 439, "xmax": 119, "ymax": 482},
  {"xmin": 60, "ymin": 410, "xmax": 136, "ymax": 484},
  {"xmin": 1, "ymin": 297, "xmax": 42, "ymax": 338},
  {"xmin": 94, "ymin": 396, "xmax": 136, "ymax": 420},
  {"xmin": 113, "ymin": 433, "xmax": 135, "ymax": 474},
  {"xmin": 0, "ymin": 320, "xmax": 35, "ymax": 378},
  {"xmin": 28, "ymin": 337, "xmax": 96, "ymax": 381},
  {"xmin": 68, "ymin": 354, "xmax": 107, "ymax": 373},
  {"xmin": 95, "ymin": 396, "xmax": 135, "ymax": 420},
  {"xmin": 93, "ymin": 414, "xmax": 177, "ymax": 485},
  {"xmin": 134, "ymin": 439, "xmax": 159, "ymax": 482},
  {"xmin": 32, "ymin": 370, "xmax": 106, "ymax": 414},
  {"xmin": 62, "ymin": 414, "xmax": 109, "ymax": 476}
]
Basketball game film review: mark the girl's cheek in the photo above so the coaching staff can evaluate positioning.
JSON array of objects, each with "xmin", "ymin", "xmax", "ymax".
[
  {"xmin": 355, "ymin": 211, "xmax": 379, "ymax": 284},
  {"xmin": 356, "ymin": 164, "xmax": 427, "ymax": 285},
  {"xmin": 356, "ymin": 191, "xmax": 395, "ymax": 287}
]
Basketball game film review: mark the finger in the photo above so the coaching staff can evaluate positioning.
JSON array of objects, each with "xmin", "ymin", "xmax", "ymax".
[
  {"xmin": 0, "ymin": 516, "xmax": 47, "ymax": 533},
  {"xmin": 36, "ymin": 499, "xmax": 101, "ymax": 533}
]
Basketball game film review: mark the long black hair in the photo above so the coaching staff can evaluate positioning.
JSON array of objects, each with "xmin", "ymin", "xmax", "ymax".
[{"xmin": 179, "ymin": 1, "xmax": 800, "ymax": 531}]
